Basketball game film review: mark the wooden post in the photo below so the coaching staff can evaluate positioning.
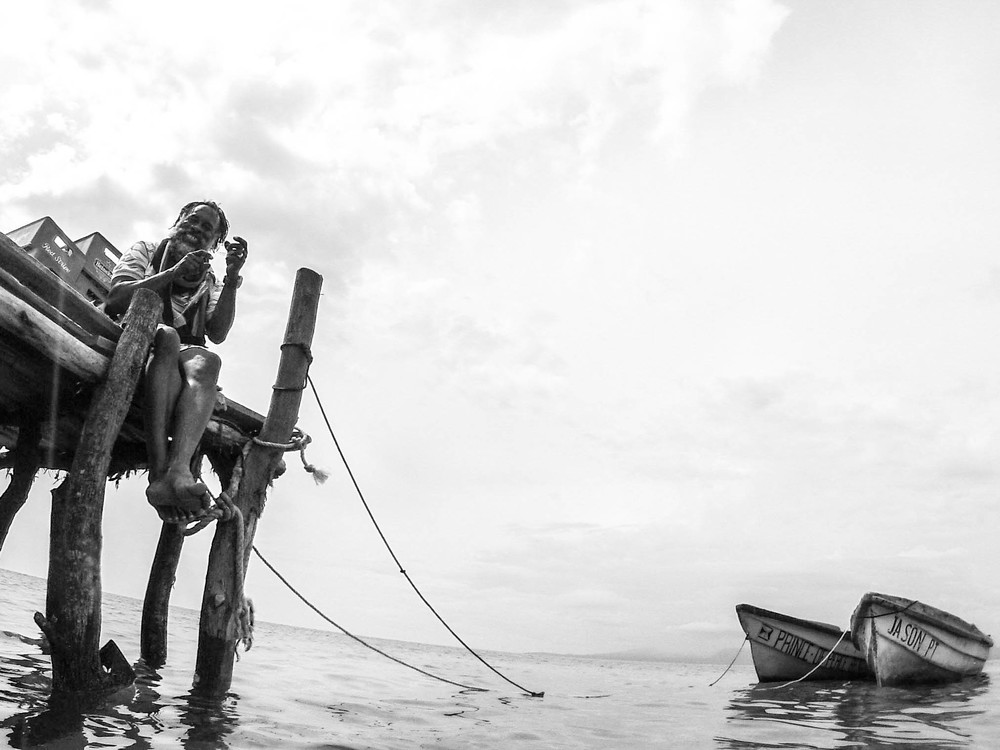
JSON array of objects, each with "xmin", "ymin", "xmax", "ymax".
[
  {"xmin": 193, "ymin": 268, "xmax": 322, "ymax": 697},
  {"xmin": 35, "ymin": 289, "xmax": 160, "ymax": 695},
  {"xmin": 140, "ymin": 450, "xmax": 237, "ymax": 667},
  {"xmin": 0, "ymin": 416, "xmax": 43, "ymax": 552},
  {"xmin": 139, "ymin": 523, "xmax": 185, "ymax": 668}
]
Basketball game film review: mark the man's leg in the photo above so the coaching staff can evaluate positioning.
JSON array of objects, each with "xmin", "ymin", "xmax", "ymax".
[
  {"xmin": 144, "ymin": 326, "xmax": 183, "ymax": 518},
  {"xmin": 146, "ymin": 343, "xmax": 222, "ymax": 522}
]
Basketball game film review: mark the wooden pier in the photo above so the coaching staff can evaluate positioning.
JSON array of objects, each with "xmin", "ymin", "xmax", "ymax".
[{"xmin": 0, "ymin": 229, "xmax": 322, "ymax": 698}]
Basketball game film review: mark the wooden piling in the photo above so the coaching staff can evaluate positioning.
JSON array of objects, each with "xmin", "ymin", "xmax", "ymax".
[
  {"xmin": 35, "ymin": 289, "xmax": 161, "ymax": 695},
  {"xmin": 140, "ymin": 450, "xmax": 237, "ymax": 667},
  {"xmin": 139, "ymin": 523, "xmax": 185, "ymax": 668},
  {"xmin": 193, "ymin": 268, "xmax": 322, "ymax": 697},
  {"xmin": 0, "ymin": 416, "xmax": 43, "ymax": 552}
]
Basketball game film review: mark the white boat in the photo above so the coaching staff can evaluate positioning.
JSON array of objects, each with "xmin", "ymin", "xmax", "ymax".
[
  {"xmin": 736, "ymin": 604, "xmax": 872, "ymax": 682},
  {"xmin": 849, "ymin": 592, "xmax": 993, "ymax": 686}
]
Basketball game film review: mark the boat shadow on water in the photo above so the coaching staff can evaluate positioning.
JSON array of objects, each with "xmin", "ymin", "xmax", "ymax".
[{"xmin": 716, "ymin": 674, "xmax": 991, "ymax": 749}]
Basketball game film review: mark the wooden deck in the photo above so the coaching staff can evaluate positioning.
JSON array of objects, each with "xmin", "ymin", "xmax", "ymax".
[{"xmin": 0, "ymin": 230, "xmax": 264, "ymax": 476}]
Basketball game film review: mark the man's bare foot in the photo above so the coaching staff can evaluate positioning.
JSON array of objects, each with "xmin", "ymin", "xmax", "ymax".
[
  {"xmin": 156, "ymin": 506, "xmax": 203, "ymax": 525},
  {"xmin": 147, "ymin": 469, "xmax": 211, "ymax": 524}
]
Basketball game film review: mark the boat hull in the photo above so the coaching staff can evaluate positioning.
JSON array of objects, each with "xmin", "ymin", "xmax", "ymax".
[
  {"xmin": 850, "ymin": 593, "xmax": 993, "ymax": 687},
  {"xmin": 736, "ymin": 604, "xmax": 871, "ymax": 682}
]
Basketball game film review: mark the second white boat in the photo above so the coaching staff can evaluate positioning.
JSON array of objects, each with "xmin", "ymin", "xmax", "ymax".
[
  {"xmin": 736, "ymin": 603, "xmax": 871, "ymax": 682},
  {"xmin": 849, "ymin": 592, "xmax": 993, "ymax": 686}
]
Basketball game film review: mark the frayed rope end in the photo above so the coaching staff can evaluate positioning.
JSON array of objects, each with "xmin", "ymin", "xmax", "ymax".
[{"xmin": 303, "ymin": 464, "xmax": 330, "ymax": 484}]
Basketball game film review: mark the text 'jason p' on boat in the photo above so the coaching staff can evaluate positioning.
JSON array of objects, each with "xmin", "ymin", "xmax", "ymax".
[{"xmin": 850, "ymin": 592, "xmax": 993, "ymax": 687}]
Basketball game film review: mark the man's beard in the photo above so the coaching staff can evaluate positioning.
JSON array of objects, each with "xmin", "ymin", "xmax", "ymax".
[
  {"xmin": 170, "ymin": 227, "xmax": 207, "ymax": 254},
  {"xmin": 165, "ymin": 233, "xmax": 210, "ymax": 285}
]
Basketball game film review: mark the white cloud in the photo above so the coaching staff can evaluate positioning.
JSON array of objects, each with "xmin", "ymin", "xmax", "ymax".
[{"xmin": 1, "ymin": 0, "xmax": 789, "ymax": 231}]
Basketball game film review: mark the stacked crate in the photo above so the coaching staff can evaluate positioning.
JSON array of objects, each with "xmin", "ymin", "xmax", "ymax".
[
  {"xmin": 5, "ymin": 217, "xmax": 122, "ymax": 306},
  {"xmin": 5, "ymin": 217, "xmax": 86, "ymax": 283},
  {"xmin": 74, "ymin": 232, "xmax": 123, "ymax": 306}
]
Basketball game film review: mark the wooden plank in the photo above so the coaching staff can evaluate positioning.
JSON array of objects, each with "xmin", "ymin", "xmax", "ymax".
[
  {"xmin": 0, "ymin": 331, "xmax": 57, "ymax": 415},
  {"xmin": 0, "ymin": 287, "xmax": 108, "ymax": 380},
  {"xmin": 0, "ymin": 266, "xmax": 117, "ymax": 357}
]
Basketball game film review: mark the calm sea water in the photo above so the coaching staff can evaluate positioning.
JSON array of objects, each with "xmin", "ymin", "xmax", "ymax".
[{"xmin": 1, "ymin": 568, "xmax": 997, "ymax": 749}]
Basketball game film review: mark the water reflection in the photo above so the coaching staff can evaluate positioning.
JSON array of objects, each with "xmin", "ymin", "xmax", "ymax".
[
  {"xmin": 0, "ymin": 649, "xmax": 241, "ymax": 749},
  {"xmin": 132, "ymin": 660, "xmax": 241, "ymax": 749},
  {"xmin": 717, "ymin": 675, "xmax": 990, "ymax": 749},
  {"xmin": 174, "ymin": 692, "xmax": 241, "ymax": 749},
  {"xmin": 0, "ymin": 631, "xmax": 50, "ymax": 713}
]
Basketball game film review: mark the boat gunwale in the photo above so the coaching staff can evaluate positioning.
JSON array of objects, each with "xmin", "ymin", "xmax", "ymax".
[
  {"xmin": 736, "ymin": 603, "xmax": 849, "ymax": 640},
  {"xmin": 851, "ymin": 592, "xmax": 994, "ymax": 650}
]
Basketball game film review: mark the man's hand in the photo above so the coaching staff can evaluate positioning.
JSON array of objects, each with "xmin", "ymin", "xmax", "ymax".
[
  {"xmin": 172, "ymin": 248, "xmax": 213, "ymax": 281},
  {"xmin": 224, "ymin": 236, "xmax": 248, "ymax": 279}
]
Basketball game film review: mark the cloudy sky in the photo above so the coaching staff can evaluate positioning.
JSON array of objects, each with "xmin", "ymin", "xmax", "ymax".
[{"xmin": 2, "ymin": 0, "xmax": 1000, "ymax": 661}]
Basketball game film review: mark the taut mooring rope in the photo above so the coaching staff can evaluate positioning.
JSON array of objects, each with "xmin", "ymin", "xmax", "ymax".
[
  {"xmin": 179, "ymin": 346, "xmax": 543, "ymax": 696},
  {"xmin": 758, "ymin": 629, "xmax": 851, "ymax": 690},
  {"xmin": 709, "ymin": 636, "xmax": 748, "ymax": 686},
  {"xmin": 306, "ymin": 374, "xmax": 544, "ymax": 698},
  {"xmin": 251, "ymin": 545, "xmax": 487, "ymax": 692}
]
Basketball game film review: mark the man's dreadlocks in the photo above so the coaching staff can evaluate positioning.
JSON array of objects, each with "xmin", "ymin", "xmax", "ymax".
[{"xmin": 172, "ymin": 201, "xmax": 230, "ymax": 248}]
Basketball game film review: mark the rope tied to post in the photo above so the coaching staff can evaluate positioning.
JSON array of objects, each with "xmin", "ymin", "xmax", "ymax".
[
  {"xmin": 280, "ymin": 341, "xmax": 313, "ymax": 365},
  {"xmin": 253, "ymin": 428, "xmax": 329, "ymax": 484},
  {"xmin": 181, "ymin": 439, "xmax": 255, "ymax": 657},
  {"xmin": 184, "ymin": 426, "xmax": 327, "ymax": 539},
  {"xmin": 227, "ymin": 503, "xmax": 254, "ymax": 660},
  {"xmin": 270, "ymin": 342, "xmax": 313, "ymax": 392},
  {"xmin": 264, "ymin": 341, "xmax": 325, "ymax": 480},
  {"xmin": 183, "ymin": 439, "xmax": 253, "ymax": 537}
]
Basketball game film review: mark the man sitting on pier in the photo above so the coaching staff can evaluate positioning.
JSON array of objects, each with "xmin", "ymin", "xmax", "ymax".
[{"xmin": 105, "ymin": 201, "xmax": 248, "ymax": 523}]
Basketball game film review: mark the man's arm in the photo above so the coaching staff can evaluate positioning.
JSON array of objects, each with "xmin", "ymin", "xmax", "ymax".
[
  {"xmin": 205, "ymin": 237, "xmax": 248, "ymax": 345},
  {"xmin": 105, "ymin": 269, "xmax": 175, "ymax": 318},
  {"xmin": 105, "ymin": 247, "xmax": 210, "ymax": 318},
  {"xmin": 205, "ymin": 276, "xmax": 239, "ymax": 344}
]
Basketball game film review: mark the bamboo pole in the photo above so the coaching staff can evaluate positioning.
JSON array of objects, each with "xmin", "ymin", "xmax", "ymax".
[
  {"xmin": 34, "ymin": 289, "xmax": 161, "ymax": 695},
  {"xmin": 193, "ymin": 268, "xmax": 322, "ymax": 697}
]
